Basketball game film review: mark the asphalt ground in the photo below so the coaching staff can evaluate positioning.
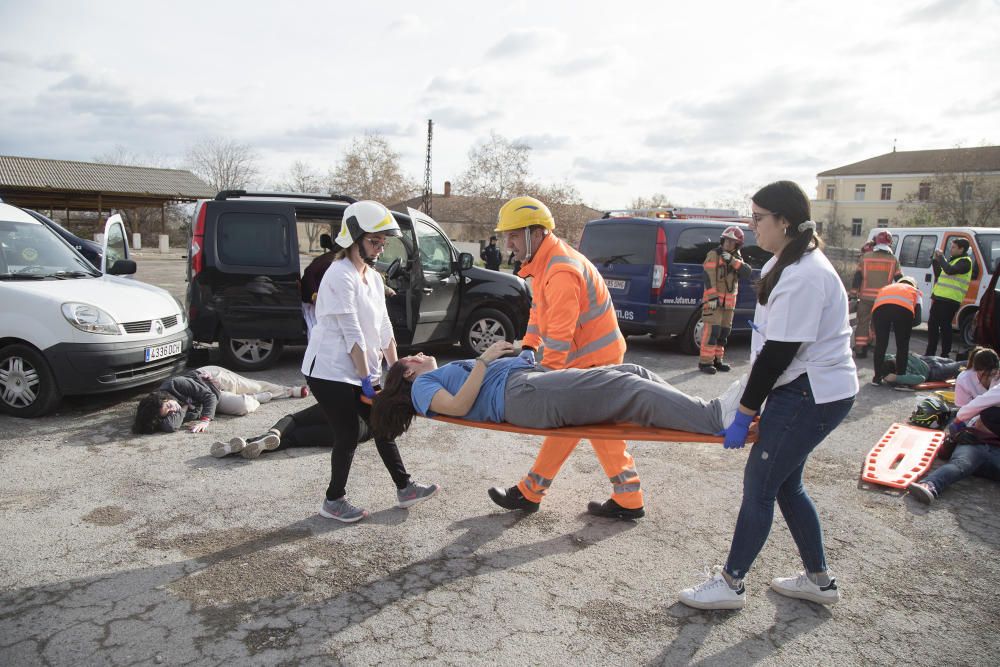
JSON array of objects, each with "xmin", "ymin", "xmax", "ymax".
[{"xmin": 1, "ymin": 253, "xmax": 998, "ymax": 666}]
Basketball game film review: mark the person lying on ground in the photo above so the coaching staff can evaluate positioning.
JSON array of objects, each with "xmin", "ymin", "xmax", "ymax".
[
  {"xmin": 370, "ymin": 340, "xmax": 744, "ymax": 453},
  {"xmin": 132, "ymin": 365, "xmax": 309, "ymax": 434},
  {"xmin": 210, "ymin": 403, "xmax": 371, "ymax": 459},
  {"xmin": 879, "ymin": 352, "xmax": 964, "ymax": 389},
  {"xmin": 908, "ymin": 428, "xmax": 1000, "ymax": 504},
  {"xmin": 954, "ymin": 346, "xmax": 999, "ymax": 406}
]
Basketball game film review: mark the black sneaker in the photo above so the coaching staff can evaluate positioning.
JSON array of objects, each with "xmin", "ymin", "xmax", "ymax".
[
  {"xmin": 714, "ymin": 360, "xmax": 732, "ymax": 372},
  {"xmin": 587, "ymin": 498, "xmax": 645, "ymax": 520},
  {"xmin": 698, "ymin": 363, "xmax": 717, "ymax": 375},
  {"xmin": 488, "ymin": 485, "xmax": 540, "ymax": 513},
  {"xmin": 871, "ymin": 377, "xmax": 883, "ymax": 386},
  {"xmin": 909, "ymin": 480, "xmax": 938, "ymax": 504}
]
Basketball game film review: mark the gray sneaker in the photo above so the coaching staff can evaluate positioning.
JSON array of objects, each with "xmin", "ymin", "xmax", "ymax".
[
  {"xmin": 241, "ymin": 432, "xmax": 281, "ymax": 459},
  {"xmin": 396, "ymin": 481, "xmax": 440, "ymax": 508},
  {"xmin": 319, "ymin": 497, "xmax": 369, "ymax": 523},
  {"xmin": 210, "ymin": 437, "xmax": 246, "ymax": 458}
]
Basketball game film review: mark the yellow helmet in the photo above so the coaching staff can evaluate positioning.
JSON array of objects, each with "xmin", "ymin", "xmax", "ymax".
[{"xmin": 495, "ymin": 196, "xmax": 555, "ymax": 233}]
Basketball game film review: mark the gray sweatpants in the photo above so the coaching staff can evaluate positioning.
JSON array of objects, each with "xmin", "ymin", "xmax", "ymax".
[{"xmin": 503, "ymin": 364, "xmax": 725, "ymax": 435}]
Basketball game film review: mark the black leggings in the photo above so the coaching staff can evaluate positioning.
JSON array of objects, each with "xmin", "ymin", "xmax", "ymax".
[
  {"xmin": 267, "ymin": 403, "xmax": 372, "ymax": 451},
  {"xmin": 307, "ymin": 376, "xmax": 410, "ymax": 501},
  {"xmin": 872, "ymin": 304, "xmax": 913, "ymax": 379},
  {"xmin": 926, "ymin": 297, "xmax": 961, "ymax": 357}
]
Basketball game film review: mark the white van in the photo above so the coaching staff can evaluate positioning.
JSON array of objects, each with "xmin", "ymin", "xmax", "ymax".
[
  {"xmin": 0, "ymin": 202, "xmax": 191, "ymax": 417},
  {"xmin": 867, "ymin": 226, "xmax": 1000, "ymax": 345}
]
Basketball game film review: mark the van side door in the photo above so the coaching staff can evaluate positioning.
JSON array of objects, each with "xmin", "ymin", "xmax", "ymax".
[
  {"xmin": 377, "ymin": 224, "xmax": 417, "ymax": 346},
  {"xmin": 897, "ymin": 232, "xmax": 938, "ymax": 314},
  {"xmin": 409, "ymin": 215, "xmax": 461, "ymax": 344},
  {"xmin": 101, "ymin": 214, "xmax": 131, "ymax": 275}
]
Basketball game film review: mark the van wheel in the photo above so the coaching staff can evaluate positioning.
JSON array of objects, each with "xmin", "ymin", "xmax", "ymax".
[
  {"xmin": 679, "ymin": 312, "xmax": 703, "ymax": 356},
  {"xmin": 0, "ymin": 344, "xmax": 62, "ymax": 417},
  {"xmin": 461, "ymin": 308, "xmax": 514, "ymax": 356},
  {"xmin": 219, "ymin": 334, "xmax": 284, "ymax": 371},
  {"xmin": 959, "ymin": 309, "xmax": 978, "ymax": 347}
]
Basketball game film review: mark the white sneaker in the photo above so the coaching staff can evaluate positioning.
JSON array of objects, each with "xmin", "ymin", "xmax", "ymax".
[
  {"xmin": 253, "ymin": 391, "xmax": 273, "ymax": 403},
  {"xmin": 241, "ymin": 432, "xmax": 281, "ymax": 459},
  {"xmin": 770, "ymin": 572, "xmax": 840, "ymax": 605},
  {"xmin": 210, "ymin": 437, "xmax": 246, "ymax": 458},
  {"xmin": 717, "ymin": 374, "xmax": 749, "ymax": 430},
  {"xmin": 678, "ymin": 567, "xmax": 746, "ymax": 610}
]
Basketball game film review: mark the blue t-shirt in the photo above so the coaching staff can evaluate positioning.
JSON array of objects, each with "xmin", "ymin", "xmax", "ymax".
[{"xmin": 411, "ymin": 356, "xmax": 533, "ymax": 422}]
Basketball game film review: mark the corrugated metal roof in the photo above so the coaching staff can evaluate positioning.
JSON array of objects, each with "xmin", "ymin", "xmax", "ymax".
[
  {"xmin": 819, "ymin": 146, "xmax": 1000, "ymax": 177},
  {"xmin": 0, "ymin": 155, "xmax": 215, "ymax": 199}
]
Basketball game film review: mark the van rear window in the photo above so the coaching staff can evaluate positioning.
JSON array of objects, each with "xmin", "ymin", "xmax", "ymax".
[
  {"xmin": 579, "ymin": 224, "xmax": 656, "ymax": 264},
  {"xmin": 976, "ymin": 234, "xmax": 1000, "ymax": 274},
  {"xmin": 218, "ymin": 213, "xmax": 291, "ymax": 267},
  {"xmin": 899, "ymin": 234, "xmax": 936, "ymax": 268}
]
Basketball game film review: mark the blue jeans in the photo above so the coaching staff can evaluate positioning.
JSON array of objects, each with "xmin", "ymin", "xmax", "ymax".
[
  {"xmin": 924, "ymin": 443, "xmax": 1000, "ymax": 491},
  {"xmin": 725, "ymin": 374, "xmax": 855, "ymax": 579}
]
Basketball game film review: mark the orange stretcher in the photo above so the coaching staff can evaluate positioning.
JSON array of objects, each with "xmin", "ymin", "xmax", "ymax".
[
  {"xmin": 861, "ymin": 422, "xmax": 945, "ymax": 489},
  {"xmin": 360, "ymin": 396, "xmax": 751, "ymax": 444},
  {"xmin": 912, "ymin": 379, "xmax": 956, "ymax": 390}
]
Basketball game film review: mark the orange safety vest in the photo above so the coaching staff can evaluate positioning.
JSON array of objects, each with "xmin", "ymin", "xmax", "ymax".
[
  {"xmin": 859, "ymin": 251, "xmax": 901, "ymax": 299},
  {"xmin": 872, "ymin": 282, "xmax": 920, "ymax": 315},
  {"xmin": 520, "ymin": 233, "xmax": 626, "ymax": 369}
]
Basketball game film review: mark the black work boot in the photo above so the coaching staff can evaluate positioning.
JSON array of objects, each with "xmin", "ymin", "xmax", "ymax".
[
  {"xmin": 488, "ymin": 485, "xmax": 540, "ymax": 513},
  {"xmin": 587, "ymin": 498, "xmax": 645, "ymax": 520},
  {"xmin": 698, "ymin": 363, "xmax": 717, "ymax": 374},
  {"xmin": 714, "ymin": 359, "xmax": 732, "ymax": 372}
]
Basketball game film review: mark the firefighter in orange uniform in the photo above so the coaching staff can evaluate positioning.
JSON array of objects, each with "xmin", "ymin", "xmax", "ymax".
[
  {"xmin": 698, "ymin": 226, "xmax": 751, "ymax": 374},
  {"xmin": 850, "ymin": 231, "xmax": 901, "ymax": 358},
  {"xmin": 487, "ymin": 196, "xmax": 642, "ymax": 520}
]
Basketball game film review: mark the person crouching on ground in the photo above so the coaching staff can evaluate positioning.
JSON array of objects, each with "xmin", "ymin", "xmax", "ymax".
[{"xmin": 133, "ymin": 366, "xmax": 308, "ymax": 434}]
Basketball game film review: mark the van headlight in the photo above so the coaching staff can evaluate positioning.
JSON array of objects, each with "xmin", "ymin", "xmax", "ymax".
[
  {"xmin": 61, "ymin": 302, "xmax": 121, "ymax": 335},
  {"xmin": 172, "ymin": 296, "xmax": 187, "ymax": 327}
]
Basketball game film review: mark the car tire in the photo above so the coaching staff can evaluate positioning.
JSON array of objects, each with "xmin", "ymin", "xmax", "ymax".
[
  {"xmin": 0, "ymin": 344, "xmax": 62, "ymax": 417},
  {"xmin": 679, "ymin": 311, "xmax": 703, "ymax": 356},
  {"xmin": 959, "ymin": 309, "xmax": 977, "ymax": 347},
  {"xmin": 461, "ymin": 308, "xmax": 515, "ymax": 356},
  {"xmin": 219, "ymin": 334, "xmax": 284, "ymax": 371}
]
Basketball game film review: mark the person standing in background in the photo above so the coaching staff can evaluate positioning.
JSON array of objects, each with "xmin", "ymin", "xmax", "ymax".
[
  {"xmin": 926, "ymin": 238, "xmax": 973, "ymax": 358},
  {"xmin": 481, "ymin": 235, "xmax": 503, "ymax": 271},
  {"xmin": 850, "ymin": 231, "xmax": 901, "ymax": 359}
]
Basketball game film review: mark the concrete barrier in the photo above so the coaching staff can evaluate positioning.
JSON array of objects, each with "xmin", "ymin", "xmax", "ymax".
[
  {"xmin": 93, "ymin": 232, "xmax": 105, "ymax": 245},
  {"xmin": 132, "ymin": 233, "xmax": 142, "ymax": 249},
  {"xmin": 158, "ymin": 234, "xmax": 169, "ymax": 253}
]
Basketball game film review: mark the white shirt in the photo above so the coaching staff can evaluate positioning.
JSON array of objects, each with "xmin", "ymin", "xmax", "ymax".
[
  {"xmin": 957, "ymin": 381, "xmax": 1000, "ymax": 422},
  {"xmin": 750, "ymin": 250, "xmax": 859, "ymax": 404},
  {"xmin": 301, "ymin": 258, "xmax": 394, "ymax": 384},
  {"xmin": 954, "ymin": 369, "xmax": 989, "ymax": 407}
]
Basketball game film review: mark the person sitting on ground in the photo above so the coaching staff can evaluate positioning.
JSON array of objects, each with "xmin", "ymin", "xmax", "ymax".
[
  {"xmin": 210, "ymin": 403, "xmax": 372, "ymax": 460},
  {"xmin": 369, "ymin": 340, "xmax": 746, "ymax": 482},
  {"xmin": 954, "ymin": 346, "xmax": 1000, "ymax": 406},
  {"xmin": 879, "ymin": 352, "xmax": 964, "ymax": 389},
  {"xmin": 133, "ymin": 366, "xmax": 308, "ymax": 434}
]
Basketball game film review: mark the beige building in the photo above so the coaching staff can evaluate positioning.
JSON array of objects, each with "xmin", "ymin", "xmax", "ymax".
[{"xmin": 811, "ymin": 146, "xmax": 1000, "ymax": 245}]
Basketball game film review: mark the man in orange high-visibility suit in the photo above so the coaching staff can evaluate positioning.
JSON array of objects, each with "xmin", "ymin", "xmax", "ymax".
[
  {"xmin": 851, "ymin": 230, "xmax": 901, "ymax": 358},
  {"xmin": 486, "ymin": 196, "xmax": 642, "ymax": 520}
]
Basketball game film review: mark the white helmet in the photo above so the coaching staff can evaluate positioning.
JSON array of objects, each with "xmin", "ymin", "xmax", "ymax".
[{"xmin": 335, "ymin": 200, "xmax": 402, "ymax": 249}]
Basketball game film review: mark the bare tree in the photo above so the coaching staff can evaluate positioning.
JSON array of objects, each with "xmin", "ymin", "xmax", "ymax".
[
  {"xmin": 276, "ymin": 161, "xmax": 329, "ymax": 251},
  {"xmin": 186, "ymin": 137, "xmax": 260, "ymax": 193},
  {"xmin": 899, "ymin": 170, "xmax": 1000, "ymax": 227},
  {"xmin": 93, "ymin": 145, "xmax": 173, "ymax": 168},
  {"xmin": 328, "ymin": 133, "xmax": 418, "ymax": 203},
  {"xmin": 454, "ymin": 131, "xmax": 532, "ymax": 200},
  {"xmin": 629, "ymin": 193, "xmax": 673, "ymax": 211},
  {"xmin": 92, "ymin": 146, "xmax": 184, "ymax": 240}
]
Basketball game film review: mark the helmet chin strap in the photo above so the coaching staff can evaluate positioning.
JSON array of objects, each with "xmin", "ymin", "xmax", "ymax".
[{"xmin": 523, "ymin": 228, "xmax": 546, "ymax": 263}]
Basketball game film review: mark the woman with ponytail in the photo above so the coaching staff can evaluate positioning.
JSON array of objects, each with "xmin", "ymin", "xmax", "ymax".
[{"xmin": 679, "ymin": 181, "xmax": 858, "ymax": 611}]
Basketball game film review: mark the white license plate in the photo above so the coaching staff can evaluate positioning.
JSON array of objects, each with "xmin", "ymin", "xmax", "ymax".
[
  {"xmin": 607, "ymin": 279, "xmax": 628, "ymax": 290},
  {"xmin": 145, "ymin": 340, "xmax": 183, "ymax": 362}
]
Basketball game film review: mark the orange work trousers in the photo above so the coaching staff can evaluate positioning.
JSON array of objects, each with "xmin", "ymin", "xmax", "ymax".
[{"xmin": 517, "ymin": 435, "xmax": 643, "ymax": 509}]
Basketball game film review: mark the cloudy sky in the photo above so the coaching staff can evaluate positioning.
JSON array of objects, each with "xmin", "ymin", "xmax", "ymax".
[{"xmin": 2, "ymin": 0, "xmax": 998, "ymax": 210}]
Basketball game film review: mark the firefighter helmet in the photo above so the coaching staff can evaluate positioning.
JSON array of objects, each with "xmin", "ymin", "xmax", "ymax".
[
  {"xmin": 495, "ymin": 196, "xmax": 555, "ymax": 233},
  {"xmin": 335, "ymin": 200, "xmax": 401, "ymax": 249},
  {"xmin": 898, "ymin": 276, "xmax": 917, "ymax": 287},
  {"xmin": 720, "ymin": 226, "xmax": 745, "ymax": 247},
  {"xmin": 874, "ymin": 230, "xmax": 892, "ymax": 247},
  {"xmin": 908, "ymin": 395, "xmax": 951, "ymax": 430}
]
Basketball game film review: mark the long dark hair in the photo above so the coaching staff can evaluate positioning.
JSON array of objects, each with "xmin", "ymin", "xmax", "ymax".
[
  {"xmin": 133, "ymin": 390, "xmax": 172, "ymax": 434},
  {"xmin": 370, "ymin": 361, "xmax": 419, "ymax": 441},
  {"xmin": 970, "ymin": 346, "xmax": 1000, "ymax": 371},
  {"xmin": 752, "ymin": 180, "xmax": 825, "ymax": 305}
]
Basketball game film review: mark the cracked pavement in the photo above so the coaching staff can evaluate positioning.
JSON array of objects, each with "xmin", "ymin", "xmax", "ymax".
[{"xmin": 1, "ymin": 255, "xmax": 999, "ymax": 665}]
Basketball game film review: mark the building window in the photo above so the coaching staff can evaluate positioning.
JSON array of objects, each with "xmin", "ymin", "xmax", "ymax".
[
  {"xmin": 825, "ymin": 184, "xmax": 835, "ymax": 200},
  {"xmin": 880, "ymin": 184, "xmax": 892, "ymax": 200},
  {"xmin": 854, "ymin": 184, "xmax": 866, "ymax": 201},
  {"xmin": 851, "ymin": 218, "xmax": 863, "ymax": 237},
  {"xmin": 918, "ymin": 182, "xmax": 931, "ymax": 201},
  {"xmin": 961, "ymin": 181, "xmax": 973, "ymax": 201},
  {"xmin": 877, "ymin": 219, "xmax": 889, "ymax": 227}
]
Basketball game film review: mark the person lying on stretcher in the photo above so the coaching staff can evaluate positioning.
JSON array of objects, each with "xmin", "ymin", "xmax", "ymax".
[{"xmin": 370, "ymin": 340, "xmax": 745, "ymax": 442}]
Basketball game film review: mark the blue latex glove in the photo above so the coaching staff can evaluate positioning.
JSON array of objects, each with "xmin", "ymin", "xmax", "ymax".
[
  {"xmin": 723, "ymin": 411, "xmax": 754, "ymax": 450},
  {"xmin": 519, "ymin": 348, "xmax": 535, "ymax": 364},
  {"xmin": 361, "ymin": 375, "xmax": 378, "ymax": 399},
  {"xmin": 947, "ymin": 419, "xmax": 966, "ymax": 436}
]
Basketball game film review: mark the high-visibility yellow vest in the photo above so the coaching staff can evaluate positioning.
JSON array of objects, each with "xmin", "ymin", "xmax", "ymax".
[{"xmin": 931, "ymin": 255, "xmax": 972, "ymax": 303}]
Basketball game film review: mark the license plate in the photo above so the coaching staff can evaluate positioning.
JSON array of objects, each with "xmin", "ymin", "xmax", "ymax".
[
  {"xmin": 145, "ymin": 340, "xmax": 183, "ymax": 362},
  {"xmin": 607, "ymin": 279, "xmax": 628, "ymax": 290}
]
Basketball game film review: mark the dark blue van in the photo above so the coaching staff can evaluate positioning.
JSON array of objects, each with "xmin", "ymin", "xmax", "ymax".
[{"xmin": 578, "ymin": 217, "xmax": 772, "ymax": 354}]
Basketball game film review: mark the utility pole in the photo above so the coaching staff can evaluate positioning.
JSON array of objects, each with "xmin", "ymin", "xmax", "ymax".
[{"xmin": 422, "ymin": 119, "xmax": 433, "ymax": 215}]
